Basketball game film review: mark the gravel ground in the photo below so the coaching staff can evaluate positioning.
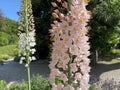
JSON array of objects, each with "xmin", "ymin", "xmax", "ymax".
[
  {"xmin": 0, "ymin": 59, "xmax": 120, "ymax": 85},
  {"xmin": 90, "ymin": 59, "xmax": 120, "ymax": 85},
  {"xmin": 0, "ymin": 59, "xmax": 50, "ymax": 83}
]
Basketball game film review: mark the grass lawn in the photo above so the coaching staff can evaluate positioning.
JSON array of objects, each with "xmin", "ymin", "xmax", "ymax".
[{"xmin": 0, "ymin": 45, "xmax": 18, "ymax": 61}]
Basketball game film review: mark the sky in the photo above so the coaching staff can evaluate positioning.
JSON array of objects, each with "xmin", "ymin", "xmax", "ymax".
[{"xmin": 0, "ymin": 0, "xmax": 21, "ymax": 21}]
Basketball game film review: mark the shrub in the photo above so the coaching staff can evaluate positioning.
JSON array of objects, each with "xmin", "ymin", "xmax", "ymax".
[
  {"xmin": 31, "ymin": 75, "xmax": 51, "ymax": 90},
  {"xmin": 9, "ymin": 81, "xmax": 28, "ymax": 90},
  {"xmin": 9, "ymin": 75, "xmax": 51, "ymax": 90},
  {"xmin": 0, "ymin": 80, "xmax": 7, "ymax": 90},
  {"xmin": 0, "ymin": 45, "xmax": 18, "ymax": 61},
  {"xmin": 0, "ymin": 54, "xmax": 11, "ymax": 60},
  {"xmin": 0, "ymin": 32, "xmax": 9, "ymax": 46}
]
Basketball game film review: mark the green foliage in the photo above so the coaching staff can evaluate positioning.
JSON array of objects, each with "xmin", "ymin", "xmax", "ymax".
[
  {"xmin": 31, "ymin": 0, "xmax": 53, "ymax": 59},
  {"xmin": 0, "ymin": 45, "xmax": 18, "ymax": 61},
  {"xmin": 9, "ymin": 81, "xmax": 28, "ymax": 90},
  {"xmin": 9, "ymin": 75, "xmax": 51, "ymax": 90},
  {"xmin": 31, "ymin": 75, "xmax": 51, "ymax": 90},
  {"xmin": 0, "ymin": 80, "xmax": 7, "ymax": 90},
  {"xmin": 88, "ymin": 0, "xmax": 120, "ymax": 56},
  {"xmin": 0, "ymin": 32, "xmax": 9, "ymax": 46},
  {"xmin": 0, "ymin": 14, "xmax": 18, "ymax": 46}
]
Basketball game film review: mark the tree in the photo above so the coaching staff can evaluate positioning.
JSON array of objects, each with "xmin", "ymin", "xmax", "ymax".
[
  {"xmin": 0, "ymin": 10, "xmax": 18, "ymax": 46},
  {"xmin": 31, "ymin": 0, "xmax": 53, "ymax": 59},
  {"xmin": 87, "ymin": 0, "xmax": 120, "ymax": 64}
]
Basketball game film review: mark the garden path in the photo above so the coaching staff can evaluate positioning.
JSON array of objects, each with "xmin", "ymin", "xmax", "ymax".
[
  {"xmin": 0, "ymin": 58, "xmax": 120, "ymax": 85},
  {"xmin": 0, "ymin": 59, "xmax": 50, "ymax": 83}
]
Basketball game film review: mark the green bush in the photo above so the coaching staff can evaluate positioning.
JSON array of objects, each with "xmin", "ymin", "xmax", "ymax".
[
  {"xmin": 9, "ymin": 75, "xmax": 51, "ymax": 90},
  {"xmin": 0, "ymin": 54, "xmax": 11, "ymax": 61},
  {"xmin": 0, "ymin": 45, "xmax": 18, "ymax": 60},
  {"xmin": 0, "ymin": 80, "xmax": 7, "ymax": 90},
  {"xmin": 31, "ymin": 75, "xmax": 51, "ymax": 90},
  {"xmin": 0, "ymin": 32, "xmax": 9, "ymax": 46},
  {"xmin": 9, "ymin": 81, "xmax": 28, "ymax": 90}
]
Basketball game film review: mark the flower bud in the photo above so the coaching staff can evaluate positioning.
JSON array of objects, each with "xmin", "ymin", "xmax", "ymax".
[{"xmin": 51, "ymin": 2, "xmax": 58, "ymax": 7}]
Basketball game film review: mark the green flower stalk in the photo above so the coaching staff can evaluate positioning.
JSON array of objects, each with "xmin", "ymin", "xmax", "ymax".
[{"xmin": 18, "ymin": 0, "xmax": 36, "ymax": 90}]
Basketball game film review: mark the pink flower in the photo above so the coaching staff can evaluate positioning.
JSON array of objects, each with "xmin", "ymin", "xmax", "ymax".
[
  {"xmin": 69, "ymin": 45, "xmax": 79, "ymax": 55},
  {"xmin": 57, "ymin": 0, "xmax": 61, "ymax": 3},
  {"xmin": 51, "ymin": 68, "xmax": 61, "ymax": 76},
  {"xmin": 57, "ymin": 60, "xmax": 67, "ymax": 70},
  {"xmin": 75, "ymin": 73, "xmax": 82, "ymax": 81},
  {"xmin": 49, "ymin": 0, "xmax": 91, "ymax": 89},
  {"xmin": 60, "ymin": 73, "xmax": 68, "ymax": 83},
  {"xmin": 62, "ymin": 1, "xmax": 68, "ymax": 9},
  {"xmin": 70, "ymin": 63, "xmax": 78, "ymax": 72},
  {"xmin": 80, "ymin": 64, "xmax": 91, "ymax": 74},
  {"xmin": 51, "ymin": 2, "xmax": 58, "ymax": 7},
  {"xmin": 60, "ymin": 54, "xmax": 70, "ymax": 64},
  {"xmin": 63, "ymin": 85, "xmax": 74, "ymax": 90},
  {"xmin": 52, "ymin": 86, "xmax": 58, "ymax": 90},
  {"xmin": 52, "ymin": 12, "xmax": 59, "ymax": 18},
  {"xmin": 57, "ymin": 83, "xmax": 64, "ymax": 90},
  {"xmin": 59, "ymin": 13, "xmax": 65, "ymax": 19}
]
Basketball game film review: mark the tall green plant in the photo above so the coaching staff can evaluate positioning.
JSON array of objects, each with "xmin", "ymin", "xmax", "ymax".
[{"xmin": 18, "ymin": 0, "xmax": 36, "ymax": 90}]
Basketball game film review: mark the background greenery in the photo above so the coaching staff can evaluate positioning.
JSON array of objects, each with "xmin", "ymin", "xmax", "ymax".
[
  {"xmin": 0, "ymin": 45, "xmax": 18, "ymax": 62},
  {"xmin": 0, "ymin": 75, "xmax": 51, "ymax": 90},
  {"xmin": 0, "ymin": 12, "xmax": 18, "ymax": 61},
  {"xmin": 0, "ymin": 0, "xmax": 120, "ymax": 62}
]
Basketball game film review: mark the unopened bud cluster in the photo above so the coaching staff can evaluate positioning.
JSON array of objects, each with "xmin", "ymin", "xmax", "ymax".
[{"xmin": 18, "ymin": 0, "xmax": 36, "ymax": 67}]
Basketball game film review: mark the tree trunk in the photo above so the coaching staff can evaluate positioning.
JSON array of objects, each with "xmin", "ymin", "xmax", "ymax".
[{"xmin": 95, "ymin": 49, "xmax": 98, "ymax": 63}]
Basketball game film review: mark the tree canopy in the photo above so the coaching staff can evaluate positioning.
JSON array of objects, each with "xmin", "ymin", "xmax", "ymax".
[
  {"xmin": 31, "ymin": 0, "xmax": 53, "ymax": 59},
  {"xmin": 88, "ymin": 0, "xmax": 120, "ymax": 56},
  {"xmin": 0, "ymin": 11, "xmax": 18, "ymax": 46}
]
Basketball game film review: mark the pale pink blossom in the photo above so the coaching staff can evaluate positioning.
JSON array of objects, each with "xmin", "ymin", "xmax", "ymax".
[
  {"xmin": 80, "ymin": 64, "xmax": 91, "ymax": 74},
  {"xmin": 51, "ymin": 2, "xmax": 58, "ymax": 7},
  {"xmin": 57, "ymin": 60, "xmax": 67, "ymax": 70},
  {"xmin": 63, "ymin": 85, "xmax": 74, "ymax": 90},
  {"xmin": 57, "ymin": 83, "xmax": 64, "ymax": 90},
  {"xmin": 75, "ymin": 73, "xmax": 82, "ymax": 81},
  {"xmin": 69, "ymin": 45, "xmax": 79, "ymax": 55},
  {"xmin": 62, "ymin": 1, "xmax": 68, "ymax": 9},
  {"xmin": 60, "ymin": 73, "xmax": 68, "ymax": 83},
  {"xmin": 49, "ymin": 0, "xmax": 91, "ymax": 89},
  {"xmin": 59, "ymin": 13, "xmax": 65, "ymax": 19},
  {"xmin": 70, "ymin": 63, "xmax": 78, "ymax": 72},
  {"xmin": 52, "ymin": 12, "xmax": 59, "ymax": 18},
  {"xmin": 57, "ymin": 0, "xmax": 61, "ymax": 3}
]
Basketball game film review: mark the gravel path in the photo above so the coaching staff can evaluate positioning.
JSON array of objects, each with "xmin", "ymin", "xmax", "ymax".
[
  {"xmin": 0, "ymin": 59, "xmax": 120, "ymax": 85},
  {"xmin": 90, "ymin": 59, "xmax": 120, "ymax": 84},
  {"xmin": 0, "ymin": 59, "xmax": 50, "ymax": 83}
]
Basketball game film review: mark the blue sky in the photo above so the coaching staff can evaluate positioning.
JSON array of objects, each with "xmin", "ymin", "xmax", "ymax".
[{"xmin": 0, "ymin": 0, "xmax": 20, "ymax": 21}]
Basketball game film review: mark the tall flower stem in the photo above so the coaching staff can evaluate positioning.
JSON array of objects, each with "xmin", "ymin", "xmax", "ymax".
[
  {"xmin": 25, "ymin": 0, "xmax": 31, "ymax": 89},
  {"xmin": 18, "ymin": 0, "xmax": 36, "ymax": 90},
  {"xmin": 67, "ymin": 51, "xmax": 72, "ymax": 84},
  {"xmin": 27, "ymin": 64, "xmax": 31, "ymax": 90}
]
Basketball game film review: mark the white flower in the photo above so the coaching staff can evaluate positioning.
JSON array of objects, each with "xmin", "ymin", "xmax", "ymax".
[
  {"xmin": 31, "ymin": 49, "xmax": 36, "ymax": 54},
  {"xmin": 23, "ymin": 52, "xmax": 26, "ymax": 56},
  {"xmin": 19, "ymin": 60, "xmax": 23, "ymax": 64},
  {"xmin": 26, "ymin": 46, "xmax": 30, "ymax": 50},
  {"xmin": 21, "ymin": 57, "xmax": 25, "ymax": 60},
  {"xmin": 32, "ymin": 56, "xmax": 36, "ymax": 60},
  {"xmin": 25, "ymin": 64, "xmax": 29, "ymax": 67},
  {"xmin": 30, "ymin": 42, "xmax": 36, "ymax": 47},
  {"xmin": 28, "ymin": 57, "xmax": 32, "ymax": 61}
]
